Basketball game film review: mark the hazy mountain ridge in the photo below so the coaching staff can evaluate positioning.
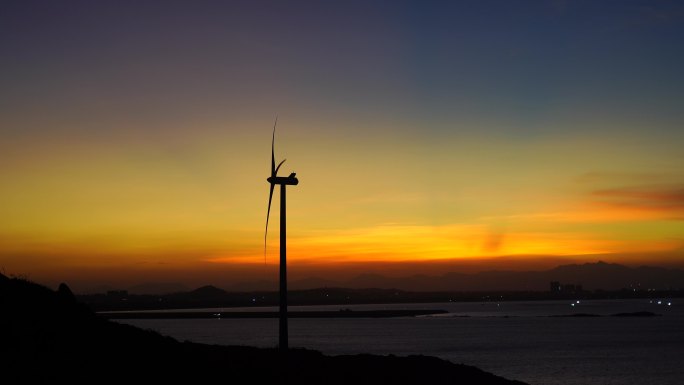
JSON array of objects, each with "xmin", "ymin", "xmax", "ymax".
[
  {"xmin": 102, "ymin": 262, "xmax": 684, "ymax": 294},
  {"xmin": 245, "ymin": 262, "xmax": 684, "ymax": 292},
  {"xmin": 78, "ymin": 262, "xmax": 684, "ymax": 312},
  {"xmin": 126, "ymin": 282, "xmax": 189, "ymax": 295}
]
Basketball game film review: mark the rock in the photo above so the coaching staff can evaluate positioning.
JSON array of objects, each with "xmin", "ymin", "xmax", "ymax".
[{"xmin": 58, "ymin": 283, "xmax": 75, "ymax": 298}]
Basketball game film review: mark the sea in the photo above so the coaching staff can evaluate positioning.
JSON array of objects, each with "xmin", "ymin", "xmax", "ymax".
[{"xmin": 118, "ymin": 299, "xmax": 684, "ymax": 385}]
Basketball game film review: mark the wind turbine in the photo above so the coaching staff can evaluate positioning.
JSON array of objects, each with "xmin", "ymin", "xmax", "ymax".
[{"xmin": 265, "ymin": 118, "xmax": 298, "ymax": 351}]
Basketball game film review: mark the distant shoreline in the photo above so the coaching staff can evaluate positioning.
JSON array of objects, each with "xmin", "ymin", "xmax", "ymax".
[
  {"xmin": 101, "ymin": 309, "xmax": 448, "ymax": 319},
  {"xmin": 81, "ymin": 287, "xmax": 684, "ymax": 312},
  {"xmin": 1, "ymin": 273, "xmax": 528, "ymax": 385},
  {"xmin": 101, "ymin": 309, "xmax": 662, "ymax": 320}
]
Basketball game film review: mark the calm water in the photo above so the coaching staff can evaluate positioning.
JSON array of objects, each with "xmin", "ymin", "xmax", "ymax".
[{"xmin": 120, "ymin": 299, "xmax": 684, "ymax": 385}]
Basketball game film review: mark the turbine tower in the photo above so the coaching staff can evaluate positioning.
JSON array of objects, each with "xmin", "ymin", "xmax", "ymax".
[{"xmin": 265, "ymin": 119, "xmax": 298, "ymax": 351}]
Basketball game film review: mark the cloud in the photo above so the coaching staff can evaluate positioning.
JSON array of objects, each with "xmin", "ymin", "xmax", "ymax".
[
  {"xmin": 481, "ymin": 230, "xmax": 505, "ymax": 254},
  {"xmin": 480, "ymin": 183, "xmax": 684, "ymax": 224},
  {"xmin": 576, "ymin": 172, "xmax": 671, "ymax": 185},
  {"xmin": 592, "ymin": 185, "xmax": 684, "ymax": 218}
]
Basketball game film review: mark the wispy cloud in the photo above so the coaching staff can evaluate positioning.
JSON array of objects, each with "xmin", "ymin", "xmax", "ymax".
[
  {"xmin": 484, "ymin": 183, "xmax": 684, "ymax": 223},
  {"xmin": 575, "ymin": 172, "xmax": 671, "ymax": 185},
  {"xmin": 591, "ymin": 185, "xmax": 684, "ymax": 219}
]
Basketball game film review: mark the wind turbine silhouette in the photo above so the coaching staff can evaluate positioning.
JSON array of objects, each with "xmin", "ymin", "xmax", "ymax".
[{"xmin": 265, "ymin": 118, "xmax": 298, "ymax": 351}]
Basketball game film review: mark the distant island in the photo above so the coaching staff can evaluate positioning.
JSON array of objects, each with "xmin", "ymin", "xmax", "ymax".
[
  {"xmin": 81, "ymin": 261, "xmax": 684, "ymax": 295},
  {"xmin": 78, "ymin": 261, "xmax": 684, "ymax": 312},
  {"xmin": 227, "ymin": 261, "xmax": 684, "ymax": 292},
  {"xmin": 0, "ymin": 273, "xmax": 526, "ymax": 385}
]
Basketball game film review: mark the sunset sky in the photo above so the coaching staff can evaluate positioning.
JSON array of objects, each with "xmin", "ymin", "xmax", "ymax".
[{"xmin": 1, "ymin": 1, "xmax": 683, "ymax": 291}]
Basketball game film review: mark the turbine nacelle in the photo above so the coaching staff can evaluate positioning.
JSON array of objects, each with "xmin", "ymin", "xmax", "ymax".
[{"xmin": 267, "ymin": 173, "xmax": 299, "ymax": 185}]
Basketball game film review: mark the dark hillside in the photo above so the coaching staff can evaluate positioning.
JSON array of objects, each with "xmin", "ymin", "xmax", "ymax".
[{"xmin": 0, "ymin": 273, "xmax": 526, "ymax": 385}]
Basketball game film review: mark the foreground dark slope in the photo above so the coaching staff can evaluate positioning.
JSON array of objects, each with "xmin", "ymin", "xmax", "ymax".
[{"xmin": 0, "ymin": 273, "xmax": 526, "ymax": 385}]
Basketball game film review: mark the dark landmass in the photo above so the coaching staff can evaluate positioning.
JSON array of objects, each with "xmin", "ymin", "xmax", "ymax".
[
  {"xmin": 548, "ymin": 311, "xmax": 660, "ymax": 317},
  {"xmin": 611, "ymin": 311, "xmax": 660, "ymax": 317},
  {"xmin": 127, "ymin": 281, "xmax": 189, "ymax": 295},
  {"xmin": 0, "ymin": 273, "xmax": 527, "ymax": 385},
  {"xmin": 233, "ymin": 261, "xmax": 684, "ymax": 292},
  {"xmin": 75, "ymin": 261, "xmax": 684, "ymax": 295},
  {"xmin": 76, "ymin": 261, "xmax": 684, "ymax": 311},
  {"xmin": 80, "ymin": 284, "xmax": 684, "ymax": 312},
  {"xmin": 102, "ymin": 309, "xmax": 448, "ymax": 319}
]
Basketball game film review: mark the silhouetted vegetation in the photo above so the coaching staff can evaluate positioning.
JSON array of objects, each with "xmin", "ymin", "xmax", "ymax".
[{"xmin": 0, "ymin": 273, "xmax": 527, "ymax": 384}]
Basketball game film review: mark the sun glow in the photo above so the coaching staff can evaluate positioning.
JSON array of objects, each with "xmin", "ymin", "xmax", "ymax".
[{"xmin": 206, "ymin": 222, "xmax": 682, "ymax": 266}]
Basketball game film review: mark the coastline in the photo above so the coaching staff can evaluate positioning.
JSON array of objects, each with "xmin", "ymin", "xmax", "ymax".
[
  {"xmin": 0, "ymin": 274, "xmax": 527, "ymax": 385},
  {"xmin": 100, "ymin": 309, "xmax": 448, "ymax": 319}
]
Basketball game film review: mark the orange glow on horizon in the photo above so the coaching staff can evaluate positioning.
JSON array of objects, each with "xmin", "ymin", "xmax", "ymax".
[
  {"xmin": 204, "ymin": 223, "xmax": 683, "ymax": 265},
  {"xmin": 2, "ymin": 102, "xmax": 683, "ymax": 287}
]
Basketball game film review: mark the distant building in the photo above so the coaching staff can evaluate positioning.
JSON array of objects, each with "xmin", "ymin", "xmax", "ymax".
[{"xmin": 550, "ymin": 281, "xmax": 582, "ymax": 294}]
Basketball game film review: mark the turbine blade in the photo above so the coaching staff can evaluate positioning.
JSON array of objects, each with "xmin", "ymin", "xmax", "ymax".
[
  {"xmin": 265, "ymin": 183, "xmax": 275, "ymax": 262},
  {"xmin": 275, "ymin": 159, "xmax": 286, "ymax": 176},
  {"xmin": 271, "ymin": 117, "xmax": 278, "ymax": 176}
]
